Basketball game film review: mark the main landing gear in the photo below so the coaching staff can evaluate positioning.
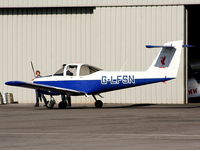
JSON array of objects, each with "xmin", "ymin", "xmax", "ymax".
[
  {"xmin": 92, "ymin": 95, "xmax": 103, "ymax": 108},
  {"xmin": 46, "ymin": 96, "xmax": 56, "ymax": 109},
  {"xmin": 47, "ymin": 94, "xmax": 103, "ymax": 109},
  {"xmin": 58, "ymin": 94, "xmax": 71, "ymax": 109}
]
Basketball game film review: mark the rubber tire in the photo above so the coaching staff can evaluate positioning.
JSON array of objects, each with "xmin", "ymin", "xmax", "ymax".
[
  {"xmin": 46, "ymin": 100, "xmax": 56, "ymax": 109},
  {"xmin": 58, "ymin": 101, "xmax": 68, "ymax": 109},
  {"xmin": 95, "ymin": 100, "xmax": 103, "ymax": 108}
]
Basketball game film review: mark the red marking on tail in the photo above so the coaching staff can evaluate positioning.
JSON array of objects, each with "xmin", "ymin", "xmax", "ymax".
[{"xmin": 161, "ymin": 56, "xmax": 166, "ymax": 65}]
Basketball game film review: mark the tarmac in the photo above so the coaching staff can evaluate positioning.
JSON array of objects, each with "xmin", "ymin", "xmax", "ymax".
[{"xmin": 0, "ymin": 103, "xmax": 200, "ymax": 150}]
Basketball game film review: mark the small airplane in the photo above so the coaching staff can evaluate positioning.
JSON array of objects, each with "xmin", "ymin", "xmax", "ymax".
[{"xmin": 5, "ymin": 40, "xmax": 185, "ymax": 109}]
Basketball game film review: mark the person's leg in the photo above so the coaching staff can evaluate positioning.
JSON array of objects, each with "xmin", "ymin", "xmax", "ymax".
[
  {"xmin": 35, "ymin": 90, "xmax": 39, "ymax": 107},
  {"xmin": 67, "ymin": 95, "xmax": 71, "ymax": 107},
  {"xmin": 41, "ymin": 94, "xmax": 48, "ymax": 106},
  {"xmin": 38, "ymin": 92, "xmax": 42, "ymax": 102}
]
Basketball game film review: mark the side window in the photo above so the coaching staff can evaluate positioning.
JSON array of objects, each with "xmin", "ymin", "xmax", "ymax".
[
  {"xmin": 80, "ymin": 65, "xmax": 90, "ymax": 76},
  {"xmin": 80, "ymin": 65, "xmax": 101, "ymax": 76},
  {"xmin": 66, "ymin": 65, "xmax": 77, "ymax": 76},
  {"xmin": 89, "ymin": 66, "xmax": 100, "ymax": 74}
]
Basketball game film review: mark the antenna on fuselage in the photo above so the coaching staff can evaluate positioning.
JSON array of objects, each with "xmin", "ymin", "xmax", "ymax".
[{"xmin": 120, "ymin": 60, "xmax": 128, "ymax": 71}]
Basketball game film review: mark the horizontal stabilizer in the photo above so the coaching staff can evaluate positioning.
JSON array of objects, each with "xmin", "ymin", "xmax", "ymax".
[
  {"xmin": 146, "ymin": 44, "xmax": 196, "ymax": 48},
  {"xmin": 182, "ymin": 44, "xmax": 196, "ymax": 48},
  {"xmin": 146, "ymin": 45, "xmax": 174, "ymax": 48}
]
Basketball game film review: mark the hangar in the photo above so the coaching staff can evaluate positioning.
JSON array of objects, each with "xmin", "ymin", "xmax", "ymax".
[{"xmin": 0, "ymin": 0, "xmax": 200, "ymax": 104}]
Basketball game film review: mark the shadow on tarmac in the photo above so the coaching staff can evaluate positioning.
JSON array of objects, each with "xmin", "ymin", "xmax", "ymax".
[
  {"xmin": 2, "ymin": 103, "xmax": 200, "ymax": 110},
  {"xmin": 34, "ymin": 103, "xmax": 200, "ymax": 110},
  {"xmin": 65, "ymin": 104, "xmax": 155, "ymax": 109}
]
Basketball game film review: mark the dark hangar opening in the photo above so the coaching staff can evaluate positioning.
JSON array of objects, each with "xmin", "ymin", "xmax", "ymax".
[{"xmin": 186, "ymin": 5, "xmax": 200, "ymax": 103}]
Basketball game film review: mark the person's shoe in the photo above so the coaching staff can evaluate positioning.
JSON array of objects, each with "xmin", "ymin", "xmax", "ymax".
[{"xmin": 34, "ymin": 103, "xmax": 39, "ymax": 107}]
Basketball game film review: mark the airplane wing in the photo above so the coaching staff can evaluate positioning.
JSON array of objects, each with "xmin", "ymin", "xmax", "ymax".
[{"xmin": 5, "ymin": 81, "xmax": 85, "ymax": 95}]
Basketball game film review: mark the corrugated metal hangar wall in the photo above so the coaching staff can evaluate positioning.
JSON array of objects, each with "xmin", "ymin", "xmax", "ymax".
[{"xmin": 0, "ymin": 3, "xmax": 185, "ymax": 104}]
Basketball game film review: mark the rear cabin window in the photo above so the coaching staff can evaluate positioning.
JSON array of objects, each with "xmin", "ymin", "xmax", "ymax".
[{"xmin": 80, "ymin": 65, "xmax": 101, "ymax": 76}]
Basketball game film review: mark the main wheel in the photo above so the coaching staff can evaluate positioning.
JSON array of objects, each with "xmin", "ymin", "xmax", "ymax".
[
  {"xmin": 58, "ymin": 101, "xmax": 68, "ymax": 109},
  {"xmin": 46, "ymin": 99, "xmax": 56, "ymax": 109},
  {"xmin": 95, "ymin": 100, "xmax": 103, "ymax": 108}
]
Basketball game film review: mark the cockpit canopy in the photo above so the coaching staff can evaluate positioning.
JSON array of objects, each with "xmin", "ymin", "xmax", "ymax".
[
  {"xmin": 79, "ymin": 65, "xmax": 101, "ymax": 76},
  {"xmin": 54, "ymin": 64, "xmax": 102, "ymax": 76}
]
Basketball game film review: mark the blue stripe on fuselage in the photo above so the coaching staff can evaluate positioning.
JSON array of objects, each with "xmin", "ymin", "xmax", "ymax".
[{"xmin": 34, "ymin": 77, "xmax": 174, "ymax": 95}]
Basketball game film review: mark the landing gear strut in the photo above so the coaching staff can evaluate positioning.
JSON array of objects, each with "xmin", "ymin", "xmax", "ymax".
[
  {"xmin": 58, "ymin": 94, "xmax": 71, "ymax": 109},
  {"xmin": 92, "ymin": 95, "xmax": 103, "ymax": 108}
]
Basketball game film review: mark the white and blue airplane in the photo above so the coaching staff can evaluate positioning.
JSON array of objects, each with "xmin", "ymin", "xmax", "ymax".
[{"xmin": 5, "ymin": 40, "xmax": 184, "ymax": 109}]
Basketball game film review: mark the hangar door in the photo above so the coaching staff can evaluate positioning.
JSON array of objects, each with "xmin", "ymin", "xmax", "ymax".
[
  {"xmin": 186, "ymin": 5, "xmax": 200, "ymax": 103},
  {"xmin": 0, "ymin": 8, "xmax": 94, "ymax": 103}
]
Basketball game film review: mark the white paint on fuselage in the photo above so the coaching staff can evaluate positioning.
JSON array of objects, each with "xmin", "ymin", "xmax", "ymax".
[{"xmin": 33, "ymin": 70, "xmax": 167, "ymax": 82}]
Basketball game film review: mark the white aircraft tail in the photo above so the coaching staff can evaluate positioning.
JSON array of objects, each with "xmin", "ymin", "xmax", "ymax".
[{"xmin": 147, "ymin": 40, "xmax": 183, "ymax": 78}]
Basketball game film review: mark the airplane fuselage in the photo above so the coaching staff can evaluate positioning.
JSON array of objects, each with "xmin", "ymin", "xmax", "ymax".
[{"xmin": 34, "ymin": 71, "xmax": 173, "ymax": 95}]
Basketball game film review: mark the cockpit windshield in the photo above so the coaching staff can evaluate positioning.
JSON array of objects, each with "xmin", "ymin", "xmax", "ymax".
[{"xmin": 54, "ymin": 67, "xmax": 64, "ymax": 76}]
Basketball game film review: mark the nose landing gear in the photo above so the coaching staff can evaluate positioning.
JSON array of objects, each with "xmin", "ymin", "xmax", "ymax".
[{"xmin": 92, "ymin": 95, "xmax": 103, "ymax": 108}]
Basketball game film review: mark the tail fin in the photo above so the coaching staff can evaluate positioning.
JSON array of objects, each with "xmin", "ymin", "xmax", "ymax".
[{"xmin": 147, "ymin": 40, "xmax": 183, "ymax": 78}]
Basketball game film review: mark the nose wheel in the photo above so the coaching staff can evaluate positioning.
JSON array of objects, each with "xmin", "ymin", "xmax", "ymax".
[
  {"xmin": 92, "ymin": 95, "xmax": 103, "ymax": 108},
  {"xmin": 95, "ymin": 100, "xmax": 103, "ymax": 108}
]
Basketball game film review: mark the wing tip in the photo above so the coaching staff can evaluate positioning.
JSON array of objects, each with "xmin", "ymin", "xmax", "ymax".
[{"xmin": 5, "ymin": 81, "xmax": 24, "ymax": 86}]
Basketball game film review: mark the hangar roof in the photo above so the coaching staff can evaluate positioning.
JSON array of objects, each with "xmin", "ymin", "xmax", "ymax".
[{"xmin": 0, "ymin": 0, "xmax": 199, "ymax": 8}]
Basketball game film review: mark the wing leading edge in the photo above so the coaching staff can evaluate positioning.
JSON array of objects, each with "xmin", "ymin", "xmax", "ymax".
[{"xmin": 5, "ymin": 81, "xmax": 85, "ymax": 96}]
